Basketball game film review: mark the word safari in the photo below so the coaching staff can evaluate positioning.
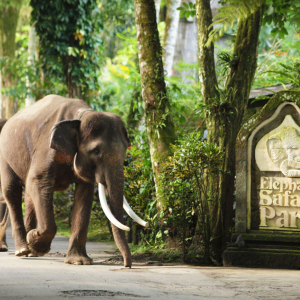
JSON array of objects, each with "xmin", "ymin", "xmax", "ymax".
[{"xmin": 259, "ymin": 177, "xmax": 300, "ymax": 229}]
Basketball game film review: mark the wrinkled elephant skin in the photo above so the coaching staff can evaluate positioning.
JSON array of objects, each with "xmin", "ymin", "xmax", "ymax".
[{"xmin": 0, "ymin": 95, "xmax": 132, "ymax": 266}]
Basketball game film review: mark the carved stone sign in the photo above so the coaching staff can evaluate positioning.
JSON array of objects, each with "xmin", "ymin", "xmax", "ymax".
[
  {"xmin": 224, "ymin": 91, "xmax": 300, "ymax": 269},
  {"xmin": 255, "ymin": 115, "xmax": 300, "ymax": 230},
  {"xmin": 234, "ymin": 92, "xmax": 300, "ymax": 233}
]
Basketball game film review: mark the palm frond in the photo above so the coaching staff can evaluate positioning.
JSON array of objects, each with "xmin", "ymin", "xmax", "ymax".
[{"xmin": 205, "ymin": 0, "xmax": 264, "ymax": 47}]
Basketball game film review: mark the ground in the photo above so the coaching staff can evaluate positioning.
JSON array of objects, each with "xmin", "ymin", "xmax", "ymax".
[{"xmin": 1, "ymin": 226, "xmax": 300, "ymax": 300}]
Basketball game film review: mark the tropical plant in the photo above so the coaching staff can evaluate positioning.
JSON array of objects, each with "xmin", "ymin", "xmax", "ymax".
[
  {"xmin": 30, "ymin": 0, "xmax": 103, "ymax": 101},
  {"xmin": 124, "ymin": 132, "xmax": 158, "ymax": 246},
  {"xmin": 162, "ymin": 131, "xmax": 224, "ymax": 263}
]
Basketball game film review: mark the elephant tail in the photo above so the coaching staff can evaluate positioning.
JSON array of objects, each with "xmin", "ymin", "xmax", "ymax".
[{"xmin": 0, "ymin": 203, "xmax": 9, "ymax": 242}]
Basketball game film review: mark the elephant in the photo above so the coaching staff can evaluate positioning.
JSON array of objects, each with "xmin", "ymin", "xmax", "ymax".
[
  {"xmin": 0, "ymin": 95, "xmax": 147, "ymax": 267},
  {"xmin": 0, "ymin": 118, "xmax": 8, "ymax": 252},
  {"xmin": 267, "ymin": 126, "xmax": 300, "ymax": 177}
]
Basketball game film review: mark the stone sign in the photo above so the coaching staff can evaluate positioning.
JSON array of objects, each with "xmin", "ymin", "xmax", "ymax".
[
  {"xmin": 223, "ymin": 91, "xmax": 300, "ymax": 269},
  {"xmin": 256, "ymin": 115, "xmax": 300, "ymax": 230}
]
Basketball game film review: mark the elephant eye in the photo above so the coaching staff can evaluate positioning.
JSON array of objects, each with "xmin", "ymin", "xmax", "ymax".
[
  {"xmin": 92, "ymin": 148, "xmax": 100, "ymax": 155},
  {"xmin": 94, "ymin": 149, "xmax": 100, "ymax": 154}
]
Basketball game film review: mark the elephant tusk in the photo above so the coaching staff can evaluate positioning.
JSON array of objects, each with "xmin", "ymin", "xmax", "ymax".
[
  {"xmin": 123, "ymin": 197, "xmax": 149, "ymax": 227},
  {"xmin": 98, "ymin": 183, "xmax": 130, "ymax": 231}
]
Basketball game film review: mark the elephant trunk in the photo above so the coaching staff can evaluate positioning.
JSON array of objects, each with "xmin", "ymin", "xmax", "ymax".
[{"xmin": 101, "ymin": 170, "xmax": 132, "ymax": 268}]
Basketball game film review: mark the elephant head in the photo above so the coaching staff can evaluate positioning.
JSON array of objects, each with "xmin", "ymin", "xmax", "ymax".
[
  {"xmin": 267, "ymin": 126, "xmax": 300, "ymax": 177},
  {"xmin": 50, "ymin": 111, "xmax": 148, "ymax": 266}
]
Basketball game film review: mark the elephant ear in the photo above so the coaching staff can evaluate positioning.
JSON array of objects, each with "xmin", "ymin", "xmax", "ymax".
[
  {"xmin": 266, "ymin": 138, "xmax": 285, "ymax": 167},
  {"xmin": 50, "ymin": 120, "xmax": 81, "ymax": 165}
]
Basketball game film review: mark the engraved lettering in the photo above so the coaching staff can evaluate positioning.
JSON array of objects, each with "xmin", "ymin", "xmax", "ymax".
[
  {"xmin": 276, "ymin": 211, "xmax": 289, "ymax": 228},
  {"xmin": 260, "ymin": 206, "xmax": 275, "ymax": 227},
  {"xmin": 259, "ymin": 190, "xmax": 272, "ymax": 206}
]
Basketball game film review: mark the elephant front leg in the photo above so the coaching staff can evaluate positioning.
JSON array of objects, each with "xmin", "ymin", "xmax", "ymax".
[
  {"xmin": 24, "ymin": 192, "xmax": 37, "ymax": 233},
  {"xmin": 24, "ymin": 192, "xmax": 38, "ymax": 257},
  {"xmin": 65, "ymin": 182, "xmax": 94, "ymax": 265},
  {"xmin": 25, "ymin": 178, "xmax": 57, "ymax": 256}
]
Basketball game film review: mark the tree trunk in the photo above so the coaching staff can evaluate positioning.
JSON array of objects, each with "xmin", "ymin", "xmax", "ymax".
[
  {"xmin": 163, "ymin": 0, "xmax": 181, "ymax": 77},
  {"xmin": 25, "ymin": 25, "xmax": 37, "ymax": 107},
  {"xmin": 0, "ymin": 3, "xmax": 22, "ymax": 118},
  {"xmin": 154, "ymin": 0, "xmax": 162, "ymax": 22},
  {"xmin": 195, "ymin": 0, "xmax": 264, "ymax": 260},
  {"xmin": 62, "ymin": 56, "xmax": 82, "ymax": 99},
  {"xmin": 134, "ymin": 0, "xmax": 177, "ymax": 211},
  {"xmin": 173, "ymin": 0, "xmax": 198, "ymax": 82}
]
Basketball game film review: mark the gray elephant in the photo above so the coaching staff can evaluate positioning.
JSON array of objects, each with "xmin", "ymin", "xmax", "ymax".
[{"xmin": 0, "ymin": 95, "xmax": 147, "ymax": 266}]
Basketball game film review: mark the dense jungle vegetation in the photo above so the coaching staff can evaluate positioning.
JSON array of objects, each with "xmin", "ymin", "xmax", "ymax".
[{"xmin": 1, "ymin": 0, "xmax": 300, "ymax": 264}]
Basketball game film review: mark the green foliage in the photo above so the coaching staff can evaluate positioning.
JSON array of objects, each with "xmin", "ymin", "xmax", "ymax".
[
  {"xmin": 215, "ymin": 51, "xmax": 239, "ymax": 83},
  {"xmin": 53, "ymin": 188, "xmax": 74, "ymax": 222},
  {"xmin": 130, "ymin": 244, "xmax": 182, "ymax": 262},
  {"xmin": 205, "ymin": 0, "xmax": 300, "ymax": 48},
  {"xmin": 177, "ymin": 2, "xmax": 196, "ymax": 19},
  {"xmin": 263, "ymin": 0, "xmax": 300, "ymax": 38},
  {"xmin": 53, "ymin": 185, "xmax": 113, "ymax": 242},
  {"xmin": 205, "ymin": 0, "xmax": 264, "ymax": 47},
  {"xmin": 165, "ymin": 61, "xmax": 205, "ymax": 135},
  {"xmin": 95, "ymin": 27, "xmax": 140, "ymax": 115},
  {"xmin": 266, "ymin": 61, "xmax": 300, "ymax": 88},
  {"xmin": 0, "ymin": 25, "xmax": 68, "ymax": 108},
  {"xmin": 162, "ymin": 131, "xmax": 224, "ymax": 263},
  {"xmin": 254, "ymin": 28, "xmax": 300, "ymax": 89},
  {"xmin": 99, "ymin": 0, "xmax": 135, "ymax": 59},
  {"xmin": 124, "ymin": 133, "xmax": 159, "ymax": 246},
  {"xmin": 30, "ymin": 0, "xmax": 103, "ymax": 101}
]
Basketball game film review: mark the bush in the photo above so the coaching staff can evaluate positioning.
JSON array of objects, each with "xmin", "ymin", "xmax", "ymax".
[
  {"xmin": 162, "ymin": 131, "xmax": 224, "ymax": 263},
  {"xmin": 124, "ymin": 133, "xmax": 161, "ymax": 246}
]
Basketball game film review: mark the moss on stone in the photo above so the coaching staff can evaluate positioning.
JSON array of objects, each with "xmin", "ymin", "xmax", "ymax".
[
  {"xmin": 233, "ymin": 232, "xmax": 300, "ymax": 243},
  {"xmin": 223, "ymin": 247, "xmax": 300, "ymax": 269},
  {"xmin": 237, "ymin": 91, "xmax": 300, "ymax": 146}
]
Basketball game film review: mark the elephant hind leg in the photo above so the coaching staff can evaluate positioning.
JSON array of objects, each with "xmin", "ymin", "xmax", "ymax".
[
  {"xmin": 0, "ymin": 156, "xmax": 29, "ymax": 256},
  {"xmin": 0, "ymin": 202, "xmax": 8, "ymax": 252}
]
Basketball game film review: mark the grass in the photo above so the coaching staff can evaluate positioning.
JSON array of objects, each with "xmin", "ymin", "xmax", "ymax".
[
  {"xmin": 55, "ymin": 211, "xmax": 113, "ymax": 243},
  {"xmin": 129, "ymin": 244, "xmax": 182, "ymax": 263}
]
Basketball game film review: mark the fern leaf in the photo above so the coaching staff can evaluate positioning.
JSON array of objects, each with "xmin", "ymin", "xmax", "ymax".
[
  {"xmin": 239, "ymin": 5, "xmax": 250, "ymax": 18},
  {"xmin": 208, "ymin": 18, "xmax": 227, "ymax": 31},
  {"xmin": 205, "ymin": 0, "xmax": 263, "ymax": 47},
  {"xmin": 279, "ymin": 63, "xmax": 293, "ymax": 72},
  {"xmin": 243, "ymin": 1, "xmax": 255, "ymax": 14}
]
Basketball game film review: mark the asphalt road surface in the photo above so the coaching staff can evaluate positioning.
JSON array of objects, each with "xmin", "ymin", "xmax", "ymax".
[{"xmin": 1, "ymin": 227, "xmax": 300, "ymax": 300}]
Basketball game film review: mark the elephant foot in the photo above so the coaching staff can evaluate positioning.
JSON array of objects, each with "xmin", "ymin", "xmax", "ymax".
[
  {"xmin": 28, "ymin": 252, "xmax": 38, "ymax": 257},
  {"xmin": 0, "ymin": 241, "xmax": 8, "ymax": 252},
  {"xmin": 15, "ymin": 247, "xmax": 30, "ymax": 256},
  {"xmin": 122, "ymin": 254, "xmax": 132, "ymax": 268},
  {"xmin": 124, "ymin": 259, "xmax": 132, "ymax": 268},
  {"xmin": 26, "ymin": 229, "xmax": 51, "ymax": 256},
  {"xmin": 64, "ymin": 254, "xmax": 93, "ymax": 265}
]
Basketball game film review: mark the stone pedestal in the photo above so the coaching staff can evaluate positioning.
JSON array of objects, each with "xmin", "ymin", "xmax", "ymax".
[{"xmin": 223, "ymin": 91, "xmax": 300, "ymax": 269}]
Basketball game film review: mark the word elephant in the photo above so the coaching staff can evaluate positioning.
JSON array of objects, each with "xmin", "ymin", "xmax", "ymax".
[{"xmin": 0, "ymin": 95, "xmax": 147, "ymax": 267}]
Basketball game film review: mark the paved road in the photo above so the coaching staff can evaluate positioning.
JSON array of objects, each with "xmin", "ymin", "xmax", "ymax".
[{"xmin": 1, "ymin": 227, "xmax": 300, "ymax": 300}]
